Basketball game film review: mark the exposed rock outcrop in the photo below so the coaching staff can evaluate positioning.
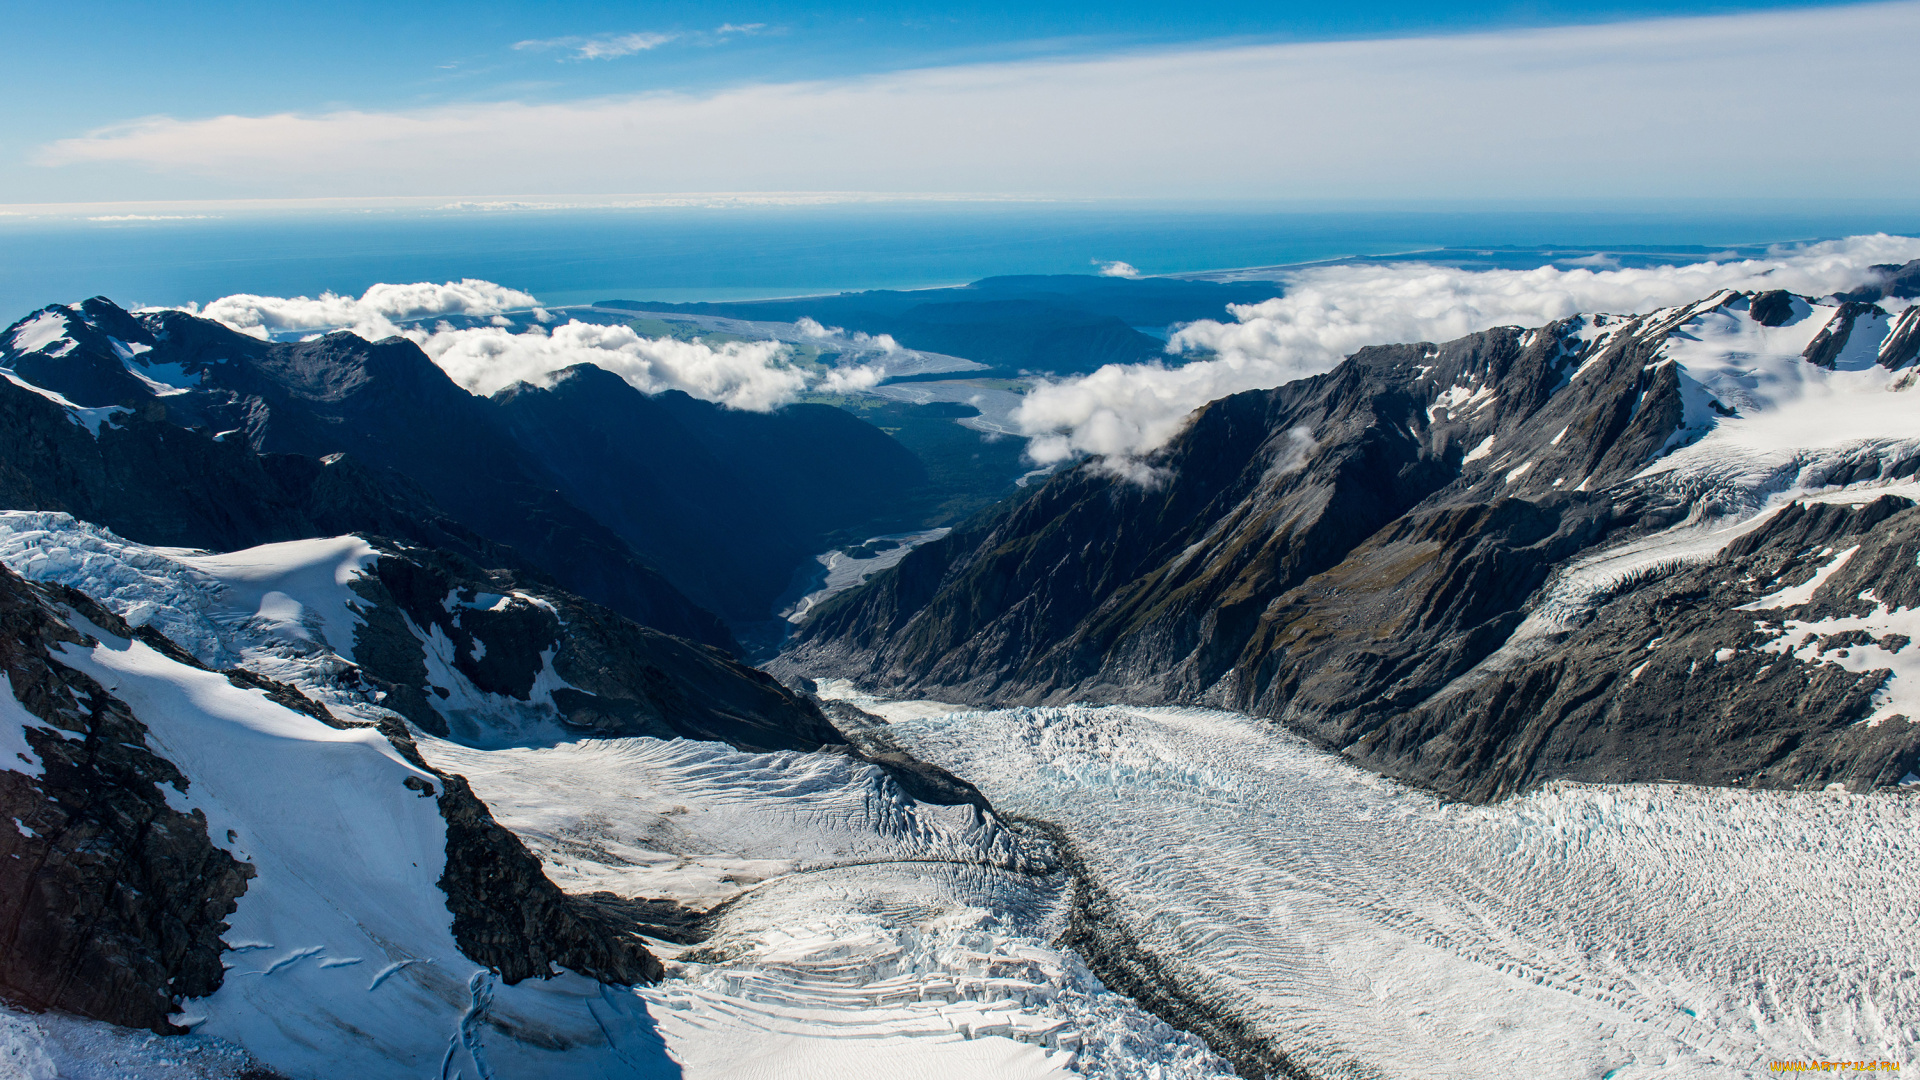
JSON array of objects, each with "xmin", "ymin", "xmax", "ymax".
[
  {"xmin": 346, "ymin": 541, "xmax": 846, "ymax": 751},
  {"xmin": 0, "ymin": 560, "xmax": 671, "ymax": 1037},
  {"xmin": 1347, "ymin": 496, "xmax": 1920, "ymax": 801},
  {"xmin": 0, "ymin": 568, "xmax": 253, "ymax": 1033},
  {"xmin": 781, "ymin": 291, "xmax": 1920, "ymax": 801}
]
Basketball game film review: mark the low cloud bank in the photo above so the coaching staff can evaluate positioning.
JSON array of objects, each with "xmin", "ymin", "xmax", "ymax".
[
  {"xmin": 421, "ymin": 321, "xmax": 881, "ymax": 409},
  {"xmin": 1015, "ymin": 234, "xmax": 1920, "ymax": 463},
  {"xmin": 180, "ymin": 281, "xmax": 882, "ymax": 411},
  {"xmin": 183, "ymin": 279, "xmax": 540, "ymax": 341},
  {"xmin": 795, "ymin": 316, "xmax": 902, "ymax": 355}
]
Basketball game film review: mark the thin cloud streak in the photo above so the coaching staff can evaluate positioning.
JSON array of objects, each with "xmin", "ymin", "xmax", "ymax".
[
  {"xmin": 513, "ymin": 32, "xmax": 680, "ymax": 60},
  {"xmin": 33, "ymin": 2, "xmax": 1920, "ymax": 200}
]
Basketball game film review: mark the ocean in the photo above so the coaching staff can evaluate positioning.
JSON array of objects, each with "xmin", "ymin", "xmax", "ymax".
[{"xmin": 4, "ymin": 201, "xmax": 1920, "ymax": 318}]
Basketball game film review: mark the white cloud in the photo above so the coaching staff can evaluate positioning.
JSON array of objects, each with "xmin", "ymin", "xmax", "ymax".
[
  {"xmin": 795, "ymin": 315, "xmax": 902, "ymax": 354},
  {"xmin": 419, "ymin": 320, "xmax": 884, "ymax": 408},
  {"xmin": 86, "ymin": 213, "xmax": 215, "ymax": 221},
  {"xmin": 1014, "ymin": 234, "xmax": 1920, "ymax": 463},
  {"xmin": 175, "ymin": 279, "xmax": 539, "ymax": 341},
  {"xmin": 32, "ymin": 2, "xmax": 1920, "ymax": 199},
  {"xmin": 514, "ymin": 32, "xmax": 677, "ymax": 60},
  {"xmin": 179, "ymin": 281, "xmax": 883, "ymax": 411},
  {"xmin": 1264, "ymin": 427, "xmax": 1319, "ymax": 480},
  {"xmin": 420, "ymin": 321, "xmax": 810, "ymax": 408},
  {"xmin": 1094, "ymin": 260, "xmax": 1141, "ymax": 279}
]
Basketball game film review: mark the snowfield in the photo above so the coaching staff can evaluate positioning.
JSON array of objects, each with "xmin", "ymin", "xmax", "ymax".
[
  {"xmin": 1444, "ymin": 291, "xmax": 1920, "ymax": 685},
  {"xmin": 5, "ymin": 505, "xmax": 1919, "ymax": 1079},
  {"xmin": 831, "ymin": 686, "xmax": 1920, "ymax": 1079},
  {"xmin": 0, "ymin": 513, "xmax": 1231, "ymax": 1080},
  {"xmin": 421, "ymin": 734, "xmax": 1234, "ymax": 1080},
  {"xmin": 32, "ymin": 588, "xmax": 680, "ymax": 1079}
]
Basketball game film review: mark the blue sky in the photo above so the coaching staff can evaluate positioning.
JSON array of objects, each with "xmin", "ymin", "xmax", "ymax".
[{"xmin": 4, "ymin": 0, "xmax": 1916, "ymax": 206}]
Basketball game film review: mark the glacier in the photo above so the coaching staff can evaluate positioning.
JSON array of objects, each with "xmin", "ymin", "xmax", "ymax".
[
  {"xmin": 832, "ymin": 685, "xmax": 1919, "ymax": 1079},
  {"xmin": 3, "ymin": 509, "xmax": 1916, "ymax": 1078}
]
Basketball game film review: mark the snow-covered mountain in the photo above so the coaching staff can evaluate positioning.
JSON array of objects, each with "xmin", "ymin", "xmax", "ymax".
[
  {"xmin": 0, "ymin": 513, "xmax": 1223, "ymax": 1079},
  {"xmin": 0, "ymin": 297, "xmax": 735, "ymax": 649},
  {"xmin": 0, "ymin": 296, "xmax": 955, "ymax": 641},
  {"xmin": 5, "ymin": 267, "xmax": 1920, "ymax": 1080},
  {"xmin": 0, "ymin": 531, "xmax": 664, "ymax": 1077},
  {"xmin": 780, "ymin": 276, "xmax": 1920, "ymax": 800}
]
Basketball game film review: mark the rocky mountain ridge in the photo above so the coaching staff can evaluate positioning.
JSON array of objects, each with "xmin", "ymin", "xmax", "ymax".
[
  {"xmin": 779, "ymin": 280, "xmax": 1920, "ymax": 800},
  {"xmin": 490, "ymin": 363, "xmax": 925, "ymax": 624},
  {"xmin": 0, "ymin": 297, "xmax": 735, "ymax": 648},
  {"xmin": 0, "ymin": 295, "xmax": 971, "ymax": 642}
]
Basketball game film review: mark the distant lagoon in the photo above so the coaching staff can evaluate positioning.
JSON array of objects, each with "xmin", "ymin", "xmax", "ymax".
[{"xmin": 4, "ymin": 201, "xmax": 1920, "ymax": 318}]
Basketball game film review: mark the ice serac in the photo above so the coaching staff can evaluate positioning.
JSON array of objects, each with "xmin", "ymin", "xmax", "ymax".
[
  {"xmin": 780, "ymin": 288, "xmax": 1920, "ymax": 800},
  {"xmin": 0, "ymin": 298, "xmax": 733, "ymax": 650},
  {"xmin": 0, "ymin": 514, "xmax": 1192, "ymax": 1079}
]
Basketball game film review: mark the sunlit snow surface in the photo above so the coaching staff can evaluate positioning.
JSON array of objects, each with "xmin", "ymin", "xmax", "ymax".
[
  {"xmin": 0, "ymin": 512, "xmax": 1230, "ymax": 1080},
  {"xmin": 832, "ymin": 687, "xmax": 1920, "ymax": 1080},
  {"xmin": 421, "ymin": 734, "xmax": 1235, "ymax": 1080},
  {"xmin": 6, "ymin": 513, "xmax": 1920, "ymax": 1078}
]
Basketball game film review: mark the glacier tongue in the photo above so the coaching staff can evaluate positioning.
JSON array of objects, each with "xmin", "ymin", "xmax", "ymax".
[
  {"xmin": 423, "ymin": 732, "xmax": 1238, "ymax": 1080},
  {"xmin": 835, "ymin": 688, "xmax": 1920, "ymax": 1080}
]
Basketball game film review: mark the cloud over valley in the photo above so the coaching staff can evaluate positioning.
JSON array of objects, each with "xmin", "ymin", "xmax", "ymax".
[{"xmin": 179, "ymin": 282, "xmax": 883, "ymax": 411}]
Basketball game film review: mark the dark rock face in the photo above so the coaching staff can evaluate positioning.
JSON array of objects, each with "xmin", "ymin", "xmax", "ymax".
[
  {"xmin": 1748, "ymin": 289, "xmax": 1795, "ymax": 327},
  {"xmin": 352, "ymin": 718, "xmax": 665, "ymax": 988},
  {"xmin": 433, "ymin": 768, "xmax": 663, "ymax": 986},
  {"xmin": 787, "ymin": 310, "xmax": 1671, "ymax": 707},
  {"xmin": 491, "ymin": 366, "xmax": 925, "ymax": 624},
  {"xmin": 1347, "ymin": 497, "xmax": 1920, "ymax": 801},
  {"xmin": 1879, "ymin": 306, "xmax": 1920, "ymax": 371},
  {"xmin": 0, "ymin": 566, "xmax": 253, "ymax": 1033},
  {"xmin": 781, "ymin": 294, "xmax": 1920, "ymax": 801},
  {"xmin": 348, "ymin": 542, "xmax": 846, "ymax": 752},
  {"xmin": 1801, "ymin": 301, "xmax": 1879, "ymax": 369},
  {"xmin": 0, "ymin": 301, "xmax": 732, "ymax": 650},
  {"xmin": 0, "ymin": 362, "xmax": 729, "ymax": 646}
]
